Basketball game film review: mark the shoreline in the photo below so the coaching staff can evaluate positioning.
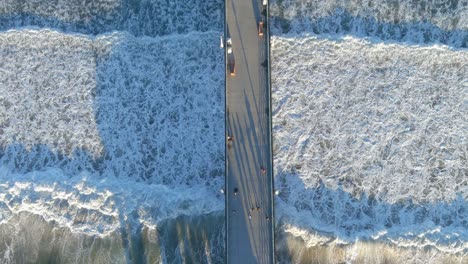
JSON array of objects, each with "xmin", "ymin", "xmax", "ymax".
[
  {"xmin": 275, "ymin": 224, "xmax": 467, "ymax": 264},
  {"xmin": 0, "ymin": 211, "xmax": 225, "ymax": 263}
]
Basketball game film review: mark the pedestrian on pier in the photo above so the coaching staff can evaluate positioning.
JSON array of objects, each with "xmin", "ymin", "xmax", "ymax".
[
  {"xmin": 234, "ymin": 188, "xmax": 238, "ymax": 196},
  {"xmin": 227, "ymin": 135, "xmax": 234, "ymax": 141},
  {"xmin": 260, "ymin": 167, "xmax": 266, "ymax": 175}
]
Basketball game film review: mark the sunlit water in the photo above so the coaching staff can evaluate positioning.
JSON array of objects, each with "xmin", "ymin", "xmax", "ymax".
[
  {"xmin": 271, "ymin": 0, "xmax": 467, "ymax": 263},
  {"xmin": 0, "ymin": 0, "xmax": 224, "ymax": 263}
]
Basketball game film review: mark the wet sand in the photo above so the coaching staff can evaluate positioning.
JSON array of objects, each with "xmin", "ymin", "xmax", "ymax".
[
  {"xmin": 275, "ymin": 225, "xmax": 467, "ymax": 264},
  {"xmin": 0, "ymin": 211, "xmax": 224, "ymax": 264}
]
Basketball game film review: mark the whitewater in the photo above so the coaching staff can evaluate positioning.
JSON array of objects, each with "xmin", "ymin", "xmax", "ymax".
[
  {"xmin": 271, "ymin": 0, "xmax": 467, "ymax": 263},
  {"xmin": 0, "ymin": 0, "xmax": 224, "ymax": 262},
  {"xmin": 0, "ymin": 0, "xmax": 467, "ymax": 263}
]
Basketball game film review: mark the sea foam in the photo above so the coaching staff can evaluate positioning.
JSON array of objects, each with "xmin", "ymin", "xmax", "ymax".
[
  {"xmin": 272, "ymin": 34, "xmax": 467, "ymax": 256},
  {"xmin": 0, "ymin": 29, "xmax": 225, "ymax": 237},
  {"xmin": 270, "ymin": 0, "xmax": 467, "ymax": 47}
]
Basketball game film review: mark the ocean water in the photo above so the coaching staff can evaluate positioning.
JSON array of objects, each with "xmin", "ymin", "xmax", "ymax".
[
  {"xmin": 271, "ymin": 0, "xmax": 467, "ymax": 263},
  {"xmin": 0, "ymin": 0, "xmax": 223, "ymax": 36},
  {"xmin": 0, "ymin": 1, "xmax": 224, "ymax": 263},
  {"xmin": 2, "ymin": 0, "xmax": 467, "ymax": 263}
]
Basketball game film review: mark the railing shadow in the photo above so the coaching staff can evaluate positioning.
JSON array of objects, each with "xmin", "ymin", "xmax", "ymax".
[{"xmin": 157, "ymin": 213, "xmax": 225, "ymax": 264}]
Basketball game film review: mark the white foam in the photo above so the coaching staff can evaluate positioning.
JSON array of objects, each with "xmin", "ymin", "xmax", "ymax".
[
  {"xmin": 0, "ymin": 0, "xmax": 223, "ymax": 36},
  {"xmin": 270, "ymin": 0, "xmax": 468, "ymax": 31},
  {"xmin": 270, "ymin": 0, "xmax": 467, "ymax": 47},
  {"xmin": 0, "ymin": 29, "xmax": 225, "ymax": 236},
  {"xmin": 272, "ymin": 34, "xmax": 467, "ymax": 254},
  {"xmin": 0, "ymin": 29, "xmax": 103, "ymax": 157},
  {"xmin": 0, "ymin": 0, "xmax": 121, "ymax": 22},
  {"xmin": 0, "ymin": 165, "xmax": 222, "ymax": 237}
]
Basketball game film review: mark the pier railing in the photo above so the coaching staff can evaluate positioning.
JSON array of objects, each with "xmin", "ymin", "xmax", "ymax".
[
  {"xmin": 223, "ymin": 0, "xmax": 229, "ymax": 262},
  {"xmin": 265, "ymin": 0, "xmax": 275, "ymax": 262}
]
